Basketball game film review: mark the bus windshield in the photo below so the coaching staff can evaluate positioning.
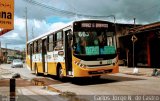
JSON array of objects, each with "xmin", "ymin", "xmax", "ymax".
[{"xmin": 73, "ymin": 31, "xmax": 116, "ymax": 55}]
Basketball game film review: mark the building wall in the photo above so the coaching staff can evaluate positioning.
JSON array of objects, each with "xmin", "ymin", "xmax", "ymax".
[
  {"xmin": 118, "ymin": 22, "xmax": 160, "ymax": 68},
  {"xmin": 0, "ymin": 48, "xmax": 22, "ymax": 63}
]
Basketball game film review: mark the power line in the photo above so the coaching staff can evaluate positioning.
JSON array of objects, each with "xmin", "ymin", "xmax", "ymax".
[
  {"xmin": 23, "ymin": 0, "xmax": 114, "ymax": 19},
  {"xmin": 23, "ymin": 0, "xmax": 75, "ymax": 16}
]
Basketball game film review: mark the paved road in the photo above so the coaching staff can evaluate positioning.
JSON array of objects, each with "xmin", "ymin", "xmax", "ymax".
[
  {"xmin": 0, "ymin": 64, "xmax": 64, "ymax": 101},
  {"xmin": 0, "ymin": 64, "xmax": 36, "ymax": 79},
  {"xmin": 50, "ymin": 73, "xmax": 160, "ymax": 95},
  {"xmin": 1, "ymin": 64, "xmax": 160, "ymax": 101}
]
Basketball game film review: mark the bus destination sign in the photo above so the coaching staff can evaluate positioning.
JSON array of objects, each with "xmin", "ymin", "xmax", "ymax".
[{"xmin": 81, "ymin": 23, "xmax": 108, "ymax": 28}]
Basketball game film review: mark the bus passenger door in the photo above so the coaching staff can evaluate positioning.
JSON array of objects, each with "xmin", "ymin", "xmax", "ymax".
[
  {"xmin": 30, "ymin": 44, "xmax": 33, "ymax": 70},
  {"xmin": 42, "ymin": 39, "xmax": 48, "ymax": 73},
  {"xmin": 65, "ymin": 30, "xmax": 72, "ymax": 75}
]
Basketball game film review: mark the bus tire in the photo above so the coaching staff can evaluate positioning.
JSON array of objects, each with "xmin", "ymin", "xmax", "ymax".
[
  {"xmin": 34, "ymin": 63, "xmax": 39, "ymax": 76},
  {"xmin": 57, "ymin": 64, "xmax": 63, "ymax": 79},
  {"xmin": 92, "ymin": 75, "xmax": 101, "ymax": 79}
]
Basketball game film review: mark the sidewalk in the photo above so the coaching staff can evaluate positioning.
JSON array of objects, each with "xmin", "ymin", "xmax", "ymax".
[
  {"xmin": 0, "ymin": 86, "xmax": 61, "ymax": 101},
  {"xmin": 119, "ymin": 66, "xmax": 159, "ymax": 76},
  {"xmin": 0, "ymin": 67, "xmax": 13, "ymax": 79}
]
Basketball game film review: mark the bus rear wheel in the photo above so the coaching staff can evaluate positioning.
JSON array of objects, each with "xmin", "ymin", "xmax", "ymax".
[{"xmin": 57, "ymin": 66, "xmax": 63, "ymax": 79}]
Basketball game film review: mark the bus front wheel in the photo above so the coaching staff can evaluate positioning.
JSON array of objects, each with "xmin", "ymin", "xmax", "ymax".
[{"xmin": 92, "ymin": 75, "xmax": 101, "ymax": 79}]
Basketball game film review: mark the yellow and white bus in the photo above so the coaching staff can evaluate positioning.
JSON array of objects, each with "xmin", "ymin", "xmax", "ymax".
[{"xmin": 26, "ymin": 20, "xmax": 119, "ymax": 79}]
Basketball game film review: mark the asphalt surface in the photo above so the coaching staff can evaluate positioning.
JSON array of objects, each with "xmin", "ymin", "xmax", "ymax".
[{"xmin": 0, "ymin": 64, "xmax": 160, "ymax": 101}]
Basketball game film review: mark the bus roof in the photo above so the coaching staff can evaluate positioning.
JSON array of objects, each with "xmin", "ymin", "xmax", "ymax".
[
  {"xmin": 27, "ymin": 21, "xmax": 73, "ymax": 43},
  {"xmin": 27, "ymin": 19, "xmax": 112, "ymax": 44}
]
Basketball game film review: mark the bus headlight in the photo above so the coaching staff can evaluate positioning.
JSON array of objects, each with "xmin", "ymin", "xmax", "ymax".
[{"xmin": 74, "ymin": 61, "xmax": 86, "ymax": 68}]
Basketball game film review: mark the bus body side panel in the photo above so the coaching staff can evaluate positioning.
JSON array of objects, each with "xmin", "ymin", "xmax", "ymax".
[
  {"xmin": 47, "ymin": 62, "xmax": 57, "ymax": 75},
  {"xmin": 26, "ymin": 55, "xmax": 31, "ymax": 70},
  {"xmin": 32, "ymin": 54, "xmax": 42, "ymax": 72},
  {"xmin": 46, "ymin": 50, "xmax": 66, "ymax": 76},
  {"xmin": 46, "ymin": 62, "xmax": 66, "ymax": 76},
  {"xmin": 32, "ymin": 62, "xmax": 35, "ymax": 70},
  {"xmin": 37, "ymin": 62, "xmax": 43, "ymax": 73}
]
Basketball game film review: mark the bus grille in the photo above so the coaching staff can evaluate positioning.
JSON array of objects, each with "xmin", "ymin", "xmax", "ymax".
[{"xmin": 88, "ymin": 69, "xmax": 112, "ymax": 75}]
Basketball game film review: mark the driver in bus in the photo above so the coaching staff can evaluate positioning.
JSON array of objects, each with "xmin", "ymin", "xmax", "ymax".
[{"xmin": 74, "ymin": 36, "xmax": 86, "ymax": 54}]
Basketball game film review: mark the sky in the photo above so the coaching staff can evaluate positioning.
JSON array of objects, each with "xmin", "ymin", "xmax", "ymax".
[{"xmin": 0, "ymin": 0, "xmax": 160, "ymax": 50}]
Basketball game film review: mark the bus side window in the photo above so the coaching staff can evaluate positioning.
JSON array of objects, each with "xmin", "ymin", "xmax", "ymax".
[
  {"xmin": 43, "ymin": 39, "xmax": 47, "ymax": 53},
  {"xmin": 55, "ymin": 31, "xmax": 63, "ymax": 50},
  {"xmin": 38, "ymin": 39, "xmax": 42, "ymax": 53},
  {"xmin": 33, "ymin": 41, "xmax": 38, "ymax": 54},
  {"xmin": 48, "ymin": 34, "xmax": 54, "ymax": 52},
  {"xmin": 53, "ymin": 33, "xmax": 55, "ymax": 49}
]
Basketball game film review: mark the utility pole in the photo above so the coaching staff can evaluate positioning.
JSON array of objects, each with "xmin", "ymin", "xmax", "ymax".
[
  {"xmin": 25, "ymin": 7, "xmax": 28, "ymax": 56},
  {"xmin": 132, "ymin": 18, "xmax": 139, "ymax": 74},
  {"xmin": 5, "ymin": 43, "xmax": 8, "ymax": 63},
  {"xmin": 5, "ymin": 43, "xmax": 7, "ymax": 56},
  {"xmin": 134, "ymin": 18, "xmax": 136, "ymax": 27},
  {"xmin": 25, "ymin": 7, "xmax": 28, "ymax": 42},
  {"xmin": 133, "ymin": 18, "xmax": 136, "ymax": 68}
]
